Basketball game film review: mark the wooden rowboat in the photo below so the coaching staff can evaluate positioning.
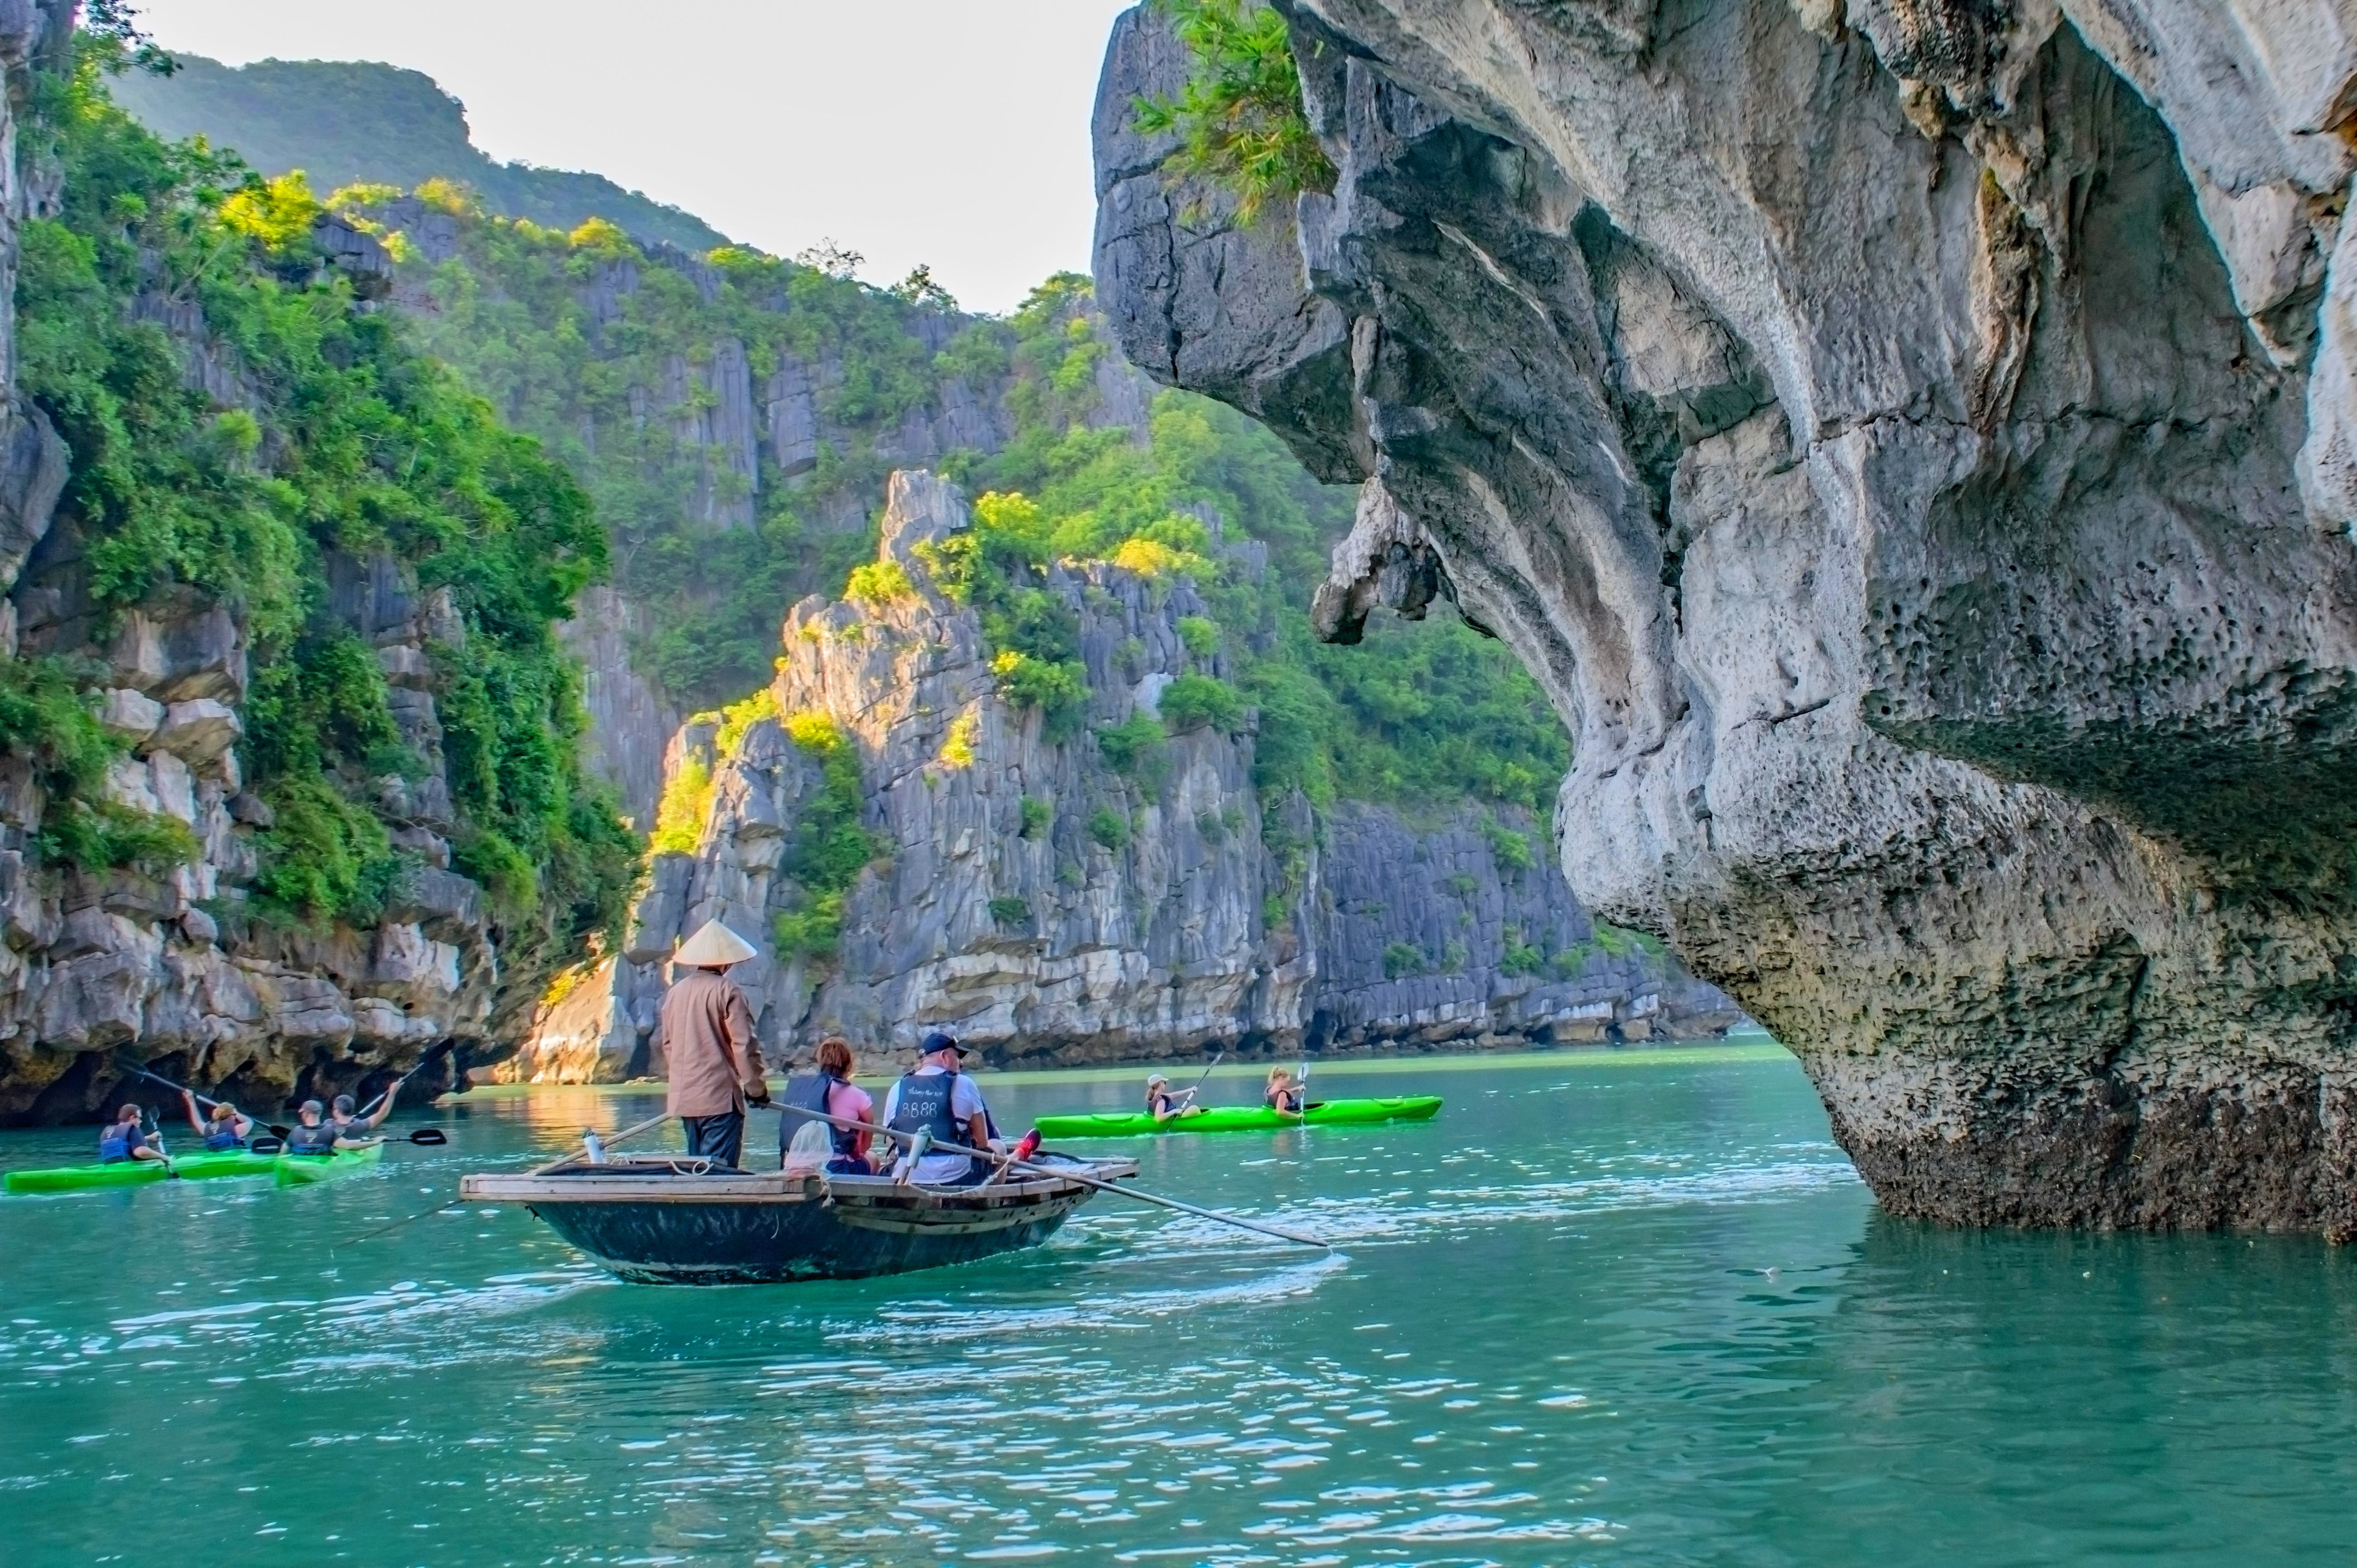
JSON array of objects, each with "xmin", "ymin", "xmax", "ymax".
[{"xmin": 458, "ymin": 1154, "xmax": 1138, "ymax": 1285}]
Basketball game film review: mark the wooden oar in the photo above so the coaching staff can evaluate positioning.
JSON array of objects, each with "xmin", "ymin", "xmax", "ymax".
[
  {"xmin": 340, "ymin": 1110, "xmax": 677, "ymax": 1247},
  {"xmin": 767, "ymin": 1103, "xmax": 1332, "ymax": 1251},
  {"xmin": 527, "ymin": 1112, "xmax": 672, "ymax": 1175}
]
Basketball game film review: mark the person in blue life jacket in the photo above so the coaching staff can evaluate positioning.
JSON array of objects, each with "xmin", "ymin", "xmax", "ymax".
[
  {"xmin": 1264, "ymin": 1066, "xmax": 1305, "ymax": 1117},
  {"xmin": 98, "ymin": 1103, "xmax": 167, "ymax": 1164},
  {"xmin": 881, "ymin": 1032, "xmax": 1002, "ymax": 1186},
  {"xmin": 180, "ymin": 1089, "xmax": 254, "ymax": 1150},
  {"xmin": 779, "ymin": 1037, "xmax": 878, "ymax": 1175}
]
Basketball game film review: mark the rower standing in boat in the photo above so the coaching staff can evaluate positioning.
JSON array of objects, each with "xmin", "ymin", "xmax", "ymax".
[
  {"xmin": 98, "ymin": 1103, "xmax": 167, "ymax": 1164},
  {"xmin": 883, "ymin": 1031, "xmax": 1000, "ymax": 1186},
  {"xmin": 780, "ymin": 1037, "xmax": 877, "ymax": 1174},
  {"xmin": 657, "ymin": 920, "xmax": 768, "ymax": 1169},
  {"xmin": 180, "ymin": 1090, "xmax": 253, "ymax": 1150}
]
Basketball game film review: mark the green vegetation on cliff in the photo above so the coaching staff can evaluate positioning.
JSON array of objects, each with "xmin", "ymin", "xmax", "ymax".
[
  {"xmin": 107, "ymin": 53, "xmax": 728, "ymax": 252},
  {"xmin": 102, "ymin": 48, "xmax": 1559, "ymax": 822},
  {"xmin": 944, "ymin": 276, "xmax": 1568, "ymax": 814},
  {"xmin": 1133, "ymin": 0, "xmax": 1333, "ymax": 222},
  {"xmin": 334, "ymin": 187, "xmax": 1565, "ymax": 815},
  {"xmin": 10, "ymin": 41, "xmax": 634, "ymax": 976},
  {"xmin": 337, "ymin": 187, "xmax": 959, "ymax": 709}
]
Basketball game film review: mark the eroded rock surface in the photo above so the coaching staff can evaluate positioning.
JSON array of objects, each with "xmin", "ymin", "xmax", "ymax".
[
  {"xmin": 0, "ymin": 45, "xmax": 516, "ymax": 1120},
  {"xmin": 504, "ymin": 471, "xmax": 1737, "ymax": 1081},
  {"xmin": 1094, "ymin": 1, "xmax": 2357, "ymax": 1231}
]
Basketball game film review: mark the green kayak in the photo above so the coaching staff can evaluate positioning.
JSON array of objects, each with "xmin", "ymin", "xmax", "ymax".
[
  {"xmin": 5, "ymin": 1147, "xmax": 282, "ymax": 1195},
  {"xmin": 273, "ymin": 1141, "xmax": 385, "ymax": 1187},
  {"xmin": 1032, "ymin": 1095, "xmax": 1443, "ymax": 1140}
]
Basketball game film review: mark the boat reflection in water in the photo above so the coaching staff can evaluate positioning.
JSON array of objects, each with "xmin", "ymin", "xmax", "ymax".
[{"xmin": 459, "ymin": 1154, "xmax": 1136, "ymax": 1284}]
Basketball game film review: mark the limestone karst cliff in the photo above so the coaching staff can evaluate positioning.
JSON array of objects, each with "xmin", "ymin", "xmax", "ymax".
[
  {"xmin": 0, "ymin": 30, "xmax": 633, "ymax": 1123},
  {"xmin": 507, "ymin": 471, "xmax": 1740, "ymax": 1080},
  {"xmin": 1094, "ymin": 1, "xmax": 2357, "ymax": 1232}
]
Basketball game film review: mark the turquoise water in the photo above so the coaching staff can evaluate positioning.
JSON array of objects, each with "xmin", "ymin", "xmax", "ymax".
[{"xmin": 2, "ymin": 1046, "xmax": 2353, "ymax": 1566}]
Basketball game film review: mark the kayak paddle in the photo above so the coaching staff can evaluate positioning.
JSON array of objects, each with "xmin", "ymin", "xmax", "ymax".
[
  {"xmin": 1176, "ymin": 1051, "xmax": 1223, "ymax": 1109},
  {"xmin": 357, "ymin": 1044, "xmax": 451, "ymax": 1122},
  {"xmin": 112, "ymin": 1056, "xmax": 448, "ymax": 1145},
  {"xmin": 115, "ymin": 1056, "xmax": 292, "ymax": 1141}
]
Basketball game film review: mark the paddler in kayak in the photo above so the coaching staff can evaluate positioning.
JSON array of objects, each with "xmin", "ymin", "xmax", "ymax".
[
  {"xmin": 1264, "ymin": 1066, "xmax": 1305, "ymax": 1117},
  {"xmin": 285, "ymin": 1099, "xmax": 380, "ymax": 1154},
  {"xmin": 1146, "ymin": 1073, "xmax": 1203, "ymax": 1124},
  {"xmin": 780, "ymin": 1036, "xmax": 877, "ymax": 1174},
  {"xmin": 883, "ymin": 1031, "xmax": 1001, "ymax": 1186},
  {"xmin": 97, "ymin": 1103, "xmax": 167, "ymax": 1164},
  {"xmin": 657, "ymin": 919, "xmax": 768, "ymax": 1169},
  {"xmin": 180, "ymin": 1090, "xmax": 254, "ymax": 1150},
  {"xmin": 320, "ymin": 1085, "xmax": 398, "ymax": 1146}
]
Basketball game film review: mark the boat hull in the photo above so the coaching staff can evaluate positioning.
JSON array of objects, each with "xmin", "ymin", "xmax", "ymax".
[
  {"xmin": 1032, "ymin": 1094, "xmax": 1444, "ymax": 1141},
  {"xmin": 462, "ymin": 1159, "xmax": 1133, "ymax": 1285}
]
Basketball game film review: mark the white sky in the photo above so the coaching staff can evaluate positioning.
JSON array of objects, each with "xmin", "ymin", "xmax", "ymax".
[{"xmin": 130, "ymin": 0, "xmax": 1137, "ymax": 315}]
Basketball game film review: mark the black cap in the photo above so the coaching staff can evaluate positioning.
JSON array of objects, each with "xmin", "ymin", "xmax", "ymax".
[{"xmin": 920, "ymin": 1030, "xmax": 968, "ymax": 1056}]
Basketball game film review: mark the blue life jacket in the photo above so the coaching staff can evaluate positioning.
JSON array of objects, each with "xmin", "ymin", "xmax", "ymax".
[
  {"xmin": 888, "ymin": 1071, "xmax": 966, "ymax": 1147},
  {"xmin": 202, "ymin": 1122, "xmax": 245, "ymax": 1151},
  {"xmin": 286, "ymin": 1120, "xmax": 338, "ymax": 1155},
  {"xmin": 782, "ymin": 1073, "xmax": 859, "ymax": 1158},
  {"xmin": 98, "ymin": 1123, "xmax": 140, "ymax": 1163}
]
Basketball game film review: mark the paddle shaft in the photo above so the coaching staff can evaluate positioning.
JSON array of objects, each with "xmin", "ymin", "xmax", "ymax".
[
  {"xmin": 116, "ymin": 1055, "xmax": 446, "ymax": 1143},
  {"xmin": 357, "ymin": 1046, "xmax": 448, "ymax": 1121},
  {"xmin": 527, "ymin": 1111, "xmax": 673, "ymax": 1175},
  {"xmin": 115, "ymin": 1059, "xmax": 292, "ymax": 1140},
  {"xmin": 1178, "ymin": 1052, "xmax": 1223, "ymax": 1106},
  {"xmin": 768, "ymin": 1103, "xmax": 1330, "ymax": 1251},
  {"xmin": 343, "ymin": 1110, "xmax": 675, "ymax": 1248}
]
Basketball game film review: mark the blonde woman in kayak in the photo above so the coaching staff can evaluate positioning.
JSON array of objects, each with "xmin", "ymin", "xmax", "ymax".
[
  {"xmin": 180, "ymin": 1089, "xmax": 254, "ymax": 1151},
  {"xmin": 1146, "ymin": 1074, "xmax": 1203, "ymax": 1124},
  {"xmin": 1264, "ymin": 1067, "xmax": 1305, "ymax": 1118}
]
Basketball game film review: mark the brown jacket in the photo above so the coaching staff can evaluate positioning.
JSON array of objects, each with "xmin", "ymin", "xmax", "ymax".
[{"xmin": 658, "ymin": 967, "xmax": 765, "ymax": 1117}]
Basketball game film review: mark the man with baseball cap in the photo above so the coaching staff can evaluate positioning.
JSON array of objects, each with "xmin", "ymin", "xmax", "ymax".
[
  {"xmin": 658, "ymin": 919, "xmax": 768, "ymax": 1169},
  {"xmin": 881, "ymin": 1030, "xmax": 1000, "ymax": 1185}
]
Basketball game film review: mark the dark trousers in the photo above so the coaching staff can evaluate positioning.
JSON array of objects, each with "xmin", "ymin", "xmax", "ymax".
[{"xmin": 681, "ymin": 1111, "xmax": 745, "ymax": 1169}]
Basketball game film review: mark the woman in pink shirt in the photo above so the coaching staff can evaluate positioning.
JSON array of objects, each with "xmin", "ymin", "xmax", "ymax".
[{"xmin": 780, "ymin": 1037, "xmax": 878, "ymax": 1174}]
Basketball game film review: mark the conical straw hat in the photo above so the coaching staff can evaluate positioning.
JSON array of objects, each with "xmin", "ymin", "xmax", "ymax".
[{"xmin": 673, "ymin": 920, "xmax": 757, "ymax": 967}]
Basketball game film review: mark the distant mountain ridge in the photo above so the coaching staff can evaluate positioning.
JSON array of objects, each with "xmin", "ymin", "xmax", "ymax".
[{"xmin": 110, "ymin": 53, "xmax": 730, "ymax": 253}]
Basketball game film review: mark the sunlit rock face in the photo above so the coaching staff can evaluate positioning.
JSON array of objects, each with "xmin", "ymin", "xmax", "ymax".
[
  {"xmin": 1094, "ymin": 0, "xmax": 2357, "ymax": 1233},
  {"xmin": 508, "ymin": 472, "xmax": 1742, "ymax": 1081}
]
